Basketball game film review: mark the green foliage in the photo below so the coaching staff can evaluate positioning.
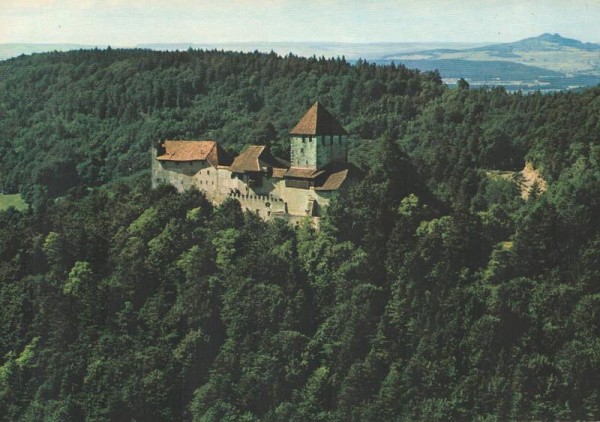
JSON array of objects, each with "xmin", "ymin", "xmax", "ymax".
[
  {"xmin": 63, "ymin": 261, "xmax": 93, "ymax": 297},
  {"xmin": 0, "ymin": 194, "xmax": 27, "ymax": 211},
  {"xmin": 0, "ymin": 47, "xmax": 599, "ymax": 420}
]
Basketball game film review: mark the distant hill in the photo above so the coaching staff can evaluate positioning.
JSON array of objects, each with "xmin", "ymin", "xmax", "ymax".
[
  {"xmin": 470, "ymin": 33, "xmax": 600, "ymax": 54},
  {"xmin": 385, "ymin": 33, "xmax": 600, "ymax": 76}
]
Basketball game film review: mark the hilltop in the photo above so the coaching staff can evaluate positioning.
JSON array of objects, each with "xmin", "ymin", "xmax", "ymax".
[
  {"xmin": 0, "ymin": 43, "xmax": 104, "ymax": 61},
  {"xmin": 385, "ymin": 33, "xmax": 600, "ymax": 82}
]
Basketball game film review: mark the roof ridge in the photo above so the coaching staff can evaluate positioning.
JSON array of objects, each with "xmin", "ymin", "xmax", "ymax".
[{"xmin": 289, "ymin": 101, "xmax": 348, "ymax": 136}]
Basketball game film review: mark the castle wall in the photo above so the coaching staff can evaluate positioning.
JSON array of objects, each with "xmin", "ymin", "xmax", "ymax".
[
  {"xmin": 231, "ymin": 178, "xmax": 327, "ymax": 219},
  {"xmin": 152, "ymin": 150, "xmax": 339, "ymax": 221}
]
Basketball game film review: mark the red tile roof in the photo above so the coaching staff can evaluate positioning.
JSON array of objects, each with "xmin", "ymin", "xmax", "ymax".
[
  {"xmin": 272, "ymin": 167, "xmax": 288, "ymax": 178},
  {"xmin": 314, "ymin": 168, "xmax": 349, "ymax": 191},
  {"xmin": 157, "ymin": 140, "xmax": 232, "ymax": 167},
  {"xmin": 290, "ymin": 101, "xmax": 348, "ymax": 136},
  {"xmin": 314, "ymin": 163, "xmax": 362, "ymax": 191},
  {"xmin": 284, "ymin": 167, "xmax": 319, "ymax": 179},
  {"xmin": 229, "ymin": 145, "xmax": 289, "ymax": 174},
  {"xmin": 283, "ymin": 163, "xmax": 360, "ymax": 190},
  {"xmin": 284, "ymin": 167, "xmax": 327, "ymax": 179}
]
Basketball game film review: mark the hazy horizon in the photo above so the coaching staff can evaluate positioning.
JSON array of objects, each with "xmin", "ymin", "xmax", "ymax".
[{"xmin": 1, "ymin": 1, "xmax": 600, "ymax": 46}]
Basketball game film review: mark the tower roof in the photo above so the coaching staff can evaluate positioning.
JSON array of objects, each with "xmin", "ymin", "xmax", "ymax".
[{"xmin": 290, "ymin": 101, "xmax": 348, "ymax": 136}]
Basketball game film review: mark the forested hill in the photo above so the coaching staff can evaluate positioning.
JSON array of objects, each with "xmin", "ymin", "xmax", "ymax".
[
  {"xmin": 0, "ymin": 48, "xmax": 443, "ymax": 200},
  {"xmin": 1, "ymin": 49, "xmax": 600, "ymax": 420}
]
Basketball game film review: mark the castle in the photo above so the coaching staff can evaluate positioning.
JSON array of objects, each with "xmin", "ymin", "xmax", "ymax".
[{"xmin": 151, "ymin": 102, "xmax": 359, "ymax": 223}]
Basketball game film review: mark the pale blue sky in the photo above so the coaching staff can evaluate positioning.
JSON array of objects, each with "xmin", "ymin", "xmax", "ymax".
[{"xmin": 1, "ymin": 0, "xmax": 600, "ymax": 45}]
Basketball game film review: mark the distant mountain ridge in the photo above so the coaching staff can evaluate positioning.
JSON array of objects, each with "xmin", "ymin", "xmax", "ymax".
[
  {"xmin": 385, "ymin": 33, "xmax": 600, "ymax": 76},
  {"xmin": 483, "ymin": 33, "xmax": 600, "ymax": 52}
]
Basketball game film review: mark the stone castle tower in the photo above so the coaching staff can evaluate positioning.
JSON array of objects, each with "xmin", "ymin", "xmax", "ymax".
[{"xmin": 289, "ymin": 101, "xmax": 349, "ymax": 169}]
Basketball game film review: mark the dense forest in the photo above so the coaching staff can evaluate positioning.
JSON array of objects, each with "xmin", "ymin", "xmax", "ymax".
[{"xmin": 1, "ymin": 48, "xmax": 600, "ymax": 420}]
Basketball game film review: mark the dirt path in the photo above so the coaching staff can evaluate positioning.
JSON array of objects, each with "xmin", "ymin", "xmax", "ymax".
[{"xmin": 518, "ymin": 162, "xmax": 547, "ymax": 199}]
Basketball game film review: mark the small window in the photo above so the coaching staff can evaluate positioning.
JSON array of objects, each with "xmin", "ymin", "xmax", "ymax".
[
  {"xmin": 309, "ymin": 136, "xmax": 312, "ymax": 143},
  {"xmin": 321, "ymin": 137, "xmax": 325, "ymax": 146},
  {"xmin": 207, "ymin": 170, "xmax": 210, "ymax": 175},
  {"xmin": 338, "ymin": 136, "xmax": 342, "ymax": 145},
  {"xmin": 330, "ymin": 136, "xmax": 333, "ymax": 146},
  {"xmin": 300, "ymin": 148, "xmax": 304, "ymax": 153},
  {"xmin": 302, "ymin": 136, "xmax": 306, "ymax": 143}
]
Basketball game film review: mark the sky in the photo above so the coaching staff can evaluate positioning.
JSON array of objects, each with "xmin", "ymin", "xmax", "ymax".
[{"xmin": 1, "ymin": 0, "xmax": 600, "ymax": 46}]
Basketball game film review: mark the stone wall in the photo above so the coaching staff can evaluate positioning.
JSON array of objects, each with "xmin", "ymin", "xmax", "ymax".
[
  {"xmin": 152, "ymin": 150, "xmax": 338, "ymax": 220},
  {"xmin": 290, "ymin": 135, "xmax": 317, "ymax": 168},
  {"xmin": 290, "ymin": 135, "xmax": 348, "ymax": 169},
  {"xmin": 316, "ymin": 135, "xmax": 348, "ymax": 168}
]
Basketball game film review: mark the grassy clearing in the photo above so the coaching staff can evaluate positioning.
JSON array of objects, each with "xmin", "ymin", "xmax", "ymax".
[{"xmin": 0, "ymin": 194, "xmax": 27, "ymax": 211}]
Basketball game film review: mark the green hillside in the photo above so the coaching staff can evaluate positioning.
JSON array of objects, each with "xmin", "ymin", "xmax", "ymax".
[{"xmin": 1, "ymin": 49, "xmax": 600, "ymax": 421}]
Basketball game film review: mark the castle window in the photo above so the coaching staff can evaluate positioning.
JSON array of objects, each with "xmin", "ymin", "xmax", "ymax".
[
  {"xmin": 207, "ymin": 170, "xmax": 210, "ymax": 175},
  {"xmin": 302, "ymin": 136, "xmax": 306, "ymax": 143},
  {"xmin": 309, "ymin": 136, "xmax": 312, "ymax": 142},
  {"xmin": 338, "ymin": 136, "xmax": 342, "ymax": 145},
  {"xmin": 330, "ymin": 136, "xmax": 333, "ymax": 146},
  {"xmin": 300, "ymin": 148, "xmax": 304, "ymax": 153},
  {"xmin": 321, "ymin": 137, "xmax": 325, "ymax": 146}
]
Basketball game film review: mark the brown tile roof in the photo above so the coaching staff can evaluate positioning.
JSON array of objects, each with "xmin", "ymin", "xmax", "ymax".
[
  {"xmin": 229, "ymin": 145, "xmax": 289, "ymax": 174},
  {"xmin": 157, "ymin": 140, "xmax": 233, "ymax": 167},
  {"xmin": 209, "ymin": 143, "xmax": 234, "ymax": 167},
  {"xmin": 290, "ymin": 101, "xmax": 348, "ymax": 136},
  {"xmin": 315, "ymin": 168, "xmax": 349, "ymax": 191},
  {"xmin": 314, "ymin": 163, "xmax": 362, "ymax": 191},
  {"xmin": 272, "ymin": 167, "xmax": 288, "ymax": 178},
  {"xmin": 284, "ymin": 167, "xmax": 320, "ymax": 179},
  {"xmin": 283, "ymin": 163, "xmax": 358, "ymax": 190}
]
